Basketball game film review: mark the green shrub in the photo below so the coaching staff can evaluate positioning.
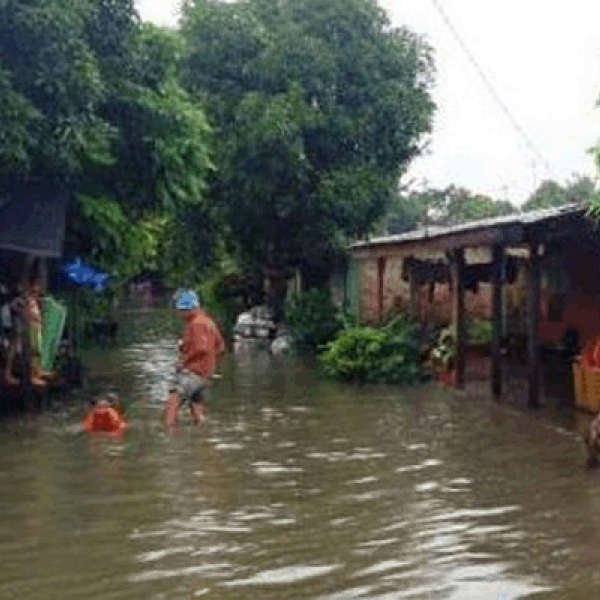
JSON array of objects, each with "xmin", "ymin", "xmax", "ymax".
[
  {"xmin": 469, "ymin": 318, "xmax": 492, "ymax": 345},
  {"xmin": 285, "ymin": 288, "xmax": 342, "ymax": 351},
  {"xmin": 319, "ymin": 315, "xmax": 422, "ymax": 384}
]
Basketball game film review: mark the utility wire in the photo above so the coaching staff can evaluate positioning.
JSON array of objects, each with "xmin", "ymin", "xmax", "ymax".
[{"xmin": 429, "ymin": 0, "xmax": 557, "ymax": 179}]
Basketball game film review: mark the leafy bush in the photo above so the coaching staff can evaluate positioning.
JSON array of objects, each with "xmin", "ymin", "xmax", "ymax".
[
  {"xmin": 285, "ymin": 288, "xmax": 342, "ymax": 351},
  {"xmin": 319, "ymin": 315, "xmax": 422, "ymax": 384},
  {"xmin": 469, "ymin": 318, "xmax": 492, "ymax": 345}
]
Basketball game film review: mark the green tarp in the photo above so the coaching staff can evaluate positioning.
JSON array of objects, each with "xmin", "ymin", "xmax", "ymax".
[{"xmin": 41, "ymin": 296, "xmax": 67, "ymax": 371}]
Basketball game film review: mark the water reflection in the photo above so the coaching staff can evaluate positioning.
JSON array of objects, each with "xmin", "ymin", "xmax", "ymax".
[{"xmin": 0, "ymin": 312, "xmax": 600, "ymax": 598}]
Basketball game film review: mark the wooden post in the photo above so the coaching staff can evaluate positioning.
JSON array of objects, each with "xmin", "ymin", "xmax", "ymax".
[
  {"xmin": 450, "ymin": 249, "xmax": 466, "ymax": 389},
  {"xmin": 377, "ymin": 256, "xmax": 386, "ymax": 323},
  {"xmin": 527, "ymin": 243, "xmax": 542, "ymax": 408},
  {"xmin": 409, "ymin": 270, "xmax": 419, "ymax": 321},
  {"xmin": 491, "ymin": 244, "xmax": 505, "ymax": 398}
]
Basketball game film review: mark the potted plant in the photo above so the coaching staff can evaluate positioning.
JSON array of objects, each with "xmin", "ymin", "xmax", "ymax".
[{"xmin": 430, "ymin": 326, "xmax": 456, "ymax": 385}]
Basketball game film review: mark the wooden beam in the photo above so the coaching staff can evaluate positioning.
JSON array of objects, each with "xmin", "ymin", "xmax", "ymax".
[
  {"xmin": 409, "ymin": 271, "xmax": 419, "ymax": 320},
  {"xmin": 526, "ymin": 243, "xmax": 542, "ymax": 408},
  {"xmin": 450, "ymin": 249, "xmax": 466, "ymax": 389},
  {"xmin": 491, "ymin": 244, "xmax": 505, "ymax": 398},
  {"xmin": 377, "ymin": 256, "xmax": 386, "ymax": 323}
]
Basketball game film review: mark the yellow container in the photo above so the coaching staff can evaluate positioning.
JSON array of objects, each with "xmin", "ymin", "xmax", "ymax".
[
  {"xmin": 573, "ymin": 360, "xmax": 586, "ymax": 410},
  {"xmin": 574, "ymin": 358, "xmax": 600, "ymax": 414}
]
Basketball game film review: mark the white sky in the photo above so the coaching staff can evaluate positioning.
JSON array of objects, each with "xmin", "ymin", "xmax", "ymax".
[{"xmin": 136, "ymin": 0, "xmax": 600, "ymax": 205}]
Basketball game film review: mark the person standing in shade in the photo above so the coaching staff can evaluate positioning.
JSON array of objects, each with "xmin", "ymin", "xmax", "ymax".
[{"xmin": 164, "ymin": 289, "xmax": 224, "ymax": 429}]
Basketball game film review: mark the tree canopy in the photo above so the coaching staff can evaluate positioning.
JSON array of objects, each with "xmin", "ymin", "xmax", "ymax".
[
  {"xmin": 381, "ymin": 185, "xmax": 517, "ymax": 234},
  {"xmin": 0, "ymin": 0, "xmax": 214, "ymax": 284},
  {"xmin": 180, "ymin": 0, "xmax": 436, "ymax": 278},
  {"xmin": 522, "ymin": 175, "xmax": 595, "ymax": 212}
]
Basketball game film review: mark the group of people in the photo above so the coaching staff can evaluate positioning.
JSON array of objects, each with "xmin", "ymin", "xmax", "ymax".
[
  {"xmin": 50, "ymin": 284, "xmax": 600, "ymax": 470},
  {"xmin": 84, "ymin": 288, "xmax": 224, "ymax": 434},
  {"xmin": 2, "ymin": 271, "xmax": 54, "ymax": 388}
]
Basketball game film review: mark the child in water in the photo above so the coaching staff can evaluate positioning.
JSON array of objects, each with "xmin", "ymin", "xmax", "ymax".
[{"xmin": 82, "ymin": 392, "xmax": 128, "ymax": 435}]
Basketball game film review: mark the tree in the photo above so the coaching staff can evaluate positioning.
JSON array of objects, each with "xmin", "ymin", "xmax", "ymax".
[
  {"xmin": 0, "ymin": 1, "xmax": 215, "ymax": 285},
  {"xmin": 381, "ymin": 185, "xmax": 517, "ymax": 234},
  {"xmin": 0, "ymin": 0, "xmax": 116, "ymax": 186},
  {"xmin": 522, "ymin": 175, "xmax": 595, "ymax": 212},
  {"xmin": 181, "ymin": 0, "xmax": 435, "ymax": 286},
  {"xmin": 426, "ymin": 186, "xmax": 516, "ymax": 225}
]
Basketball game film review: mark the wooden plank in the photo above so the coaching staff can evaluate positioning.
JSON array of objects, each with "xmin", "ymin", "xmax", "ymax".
[
  {"xmin": 491, "ymin": 244, "xmax": 504, "ymax": 398},
  {"xmin": 526, "ymin": 243, "xmax": 542, "ymax": 408},
  {"xmin": 450, "ymin": 249, "xmax": 466, "ymax": 389}
]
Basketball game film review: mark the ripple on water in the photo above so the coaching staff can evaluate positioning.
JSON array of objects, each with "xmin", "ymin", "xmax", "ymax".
[
  {"xmin": 415, "ymin": 482, "xmax": 439, "ymax": 492},
  {"xmin": 221, "ymin": 564, "xmax": 343, "ymax": 587},
  {"xmin": 396, "ymin": 458, "xmax": 443, "ymax": 474},
  {"xmin": 252, "ymin": 461, "xmax": 304, "ymax": 475},
  {"xmin": 355, "ymin": 559, "xmax": 412, "ymax": 577},
  {"xmin": 307, "ymin": 449, "xmax": 387, "ymax": 463},
  {"xmin": 138, "ymin": 546, "xmax": 194, "ymax": 563},
  {"xmin": 128, "ymin": 563, "xmax": 232, "ymax": 583},
  {"xmin": 213, "ymin": 443, "xmax": 245, "ymax": 451},
  {"xmin": 2, "ymin": 331, "xmax": 588, "ymax": 600},
  {"xmin": 347, "ymin": 476, "xmax": 379, "ymax": 485}
]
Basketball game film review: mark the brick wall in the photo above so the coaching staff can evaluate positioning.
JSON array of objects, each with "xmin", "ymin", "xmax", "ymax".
[
  {"xmin": 351, "ymin": 240, "xmax": 600, "ymax": 349},
  {"xmin": 359, "ymin": 258, "xmax": 379, "ymax": 323},
  {"xmin": 356, "ymin": 252, "xmax": 494, "ymax": 325}
]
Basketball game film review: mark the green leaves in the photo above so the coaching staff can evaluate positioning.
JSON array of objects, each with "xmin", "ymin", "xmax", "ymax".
[
  {"xmin": 181, "ymin": 0, "xmax": 435, "ymax": 275},
  {"xmin": 76, "ymin": 193, "xmax": 171, "ymax": 281},
  {"xmin": 0, "ymin": 64, "xmax": 41, "ymax": 172},
  {"xmin": 0, "ymin": 0, "xmax": 217, "ymax": 292},
  {"xmin": 285, "ymin": 288, "xmax": 343, "ymax": 351},
  {"xmin": 319, "ymin": 315, "xmax": 422, "ymax": 384},
  {"xmin": 0, "ymin": 0, "xmax": 116, "ymax": 178},
  {"xmin": 381, "ymin": 185, "xmax": 519, "ymax": 234},
  {"xmin": 525, "ymin": 176, "xmax": 595, "ymax": 213}
]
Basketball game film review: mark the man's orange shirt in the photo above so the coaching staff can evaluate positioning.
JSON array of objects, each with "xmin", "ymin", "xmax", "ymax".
[{"xmin": 180, "ymin": 309, "xmax": 224, "ymax": 379}]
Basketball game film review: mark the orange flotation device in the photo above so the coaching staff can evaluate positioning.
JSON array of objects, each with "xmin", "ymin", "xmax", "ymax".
[{"xmin": 82, "ymin": 405, "xmax": 128, "ymax": 434}]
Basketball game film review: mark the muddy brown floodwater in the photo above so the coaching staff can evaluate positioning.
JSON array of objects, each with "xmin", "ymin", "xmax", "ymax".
[{"xmin": 1, "ymin": 311, "xmax": 600, "ymax": 599}]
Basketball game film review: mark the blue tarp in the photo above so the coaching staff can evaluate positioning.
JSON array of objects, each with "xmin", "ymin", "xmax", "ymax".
[{"xmin": 61, "ymin": 258, "xmax": 109, "ymax": 292}]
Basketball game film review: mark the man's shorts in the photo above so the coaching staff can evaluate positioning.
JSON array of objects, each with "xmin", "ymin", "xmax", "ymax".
[{"xmin": 169, "ymin": 370, "xmax": 209, "ymax": 405}]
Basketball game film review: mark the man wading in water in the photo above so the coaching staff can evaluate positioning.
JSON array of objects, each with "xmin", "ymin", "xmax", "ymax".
[{"xmin": 164, "ymin": 289, "xmax": 224, "ymax": 429}]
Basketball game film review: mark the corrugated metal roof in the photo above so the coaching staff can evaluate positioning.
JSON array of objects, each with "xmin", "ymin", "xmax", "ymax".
[
  {"xmin": 348, "ymin": 202, "xmax": 588, "ymax": 251},
  {"xmin": 0, "ymin": 184, "xmax": 68, "ymax": 258}
]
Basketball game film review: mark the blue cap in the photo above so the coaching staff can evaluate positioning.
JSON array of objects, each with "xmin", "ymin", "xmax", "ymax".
[{"xmin": 172, "ymin": 289, "xmax": 200, "ymax": 310}]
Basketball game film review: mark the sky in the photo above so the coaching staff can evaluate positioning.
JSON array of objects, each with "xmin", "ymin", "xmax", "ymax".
[{"xmin": 135, "ymin": 0, "xmax": 600, "ymax": 205}]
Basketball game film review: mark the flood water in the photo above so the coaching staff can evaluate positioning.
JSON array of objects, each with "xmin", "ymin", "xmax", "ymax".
[{"xmin": 1, "ymin": 311, "xmax": 600, "ymax": 599}]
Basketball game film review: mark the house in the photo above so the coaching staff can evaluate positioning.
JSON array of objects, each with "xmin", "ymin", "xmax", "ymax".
[
  {"xmin": 0, "ymin": 183, "xmax": 69, "ymax": 409},
  {"xmin": 344, "ymin": 203, "xmax": 599, "ymax": 407}
]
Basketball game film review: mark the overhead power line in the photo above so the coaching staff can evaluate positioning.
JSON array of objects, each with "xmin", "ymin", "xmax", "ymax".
[{"xmin": 429, "ymin": 0, "xmax": 557, "ymax": 179}]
